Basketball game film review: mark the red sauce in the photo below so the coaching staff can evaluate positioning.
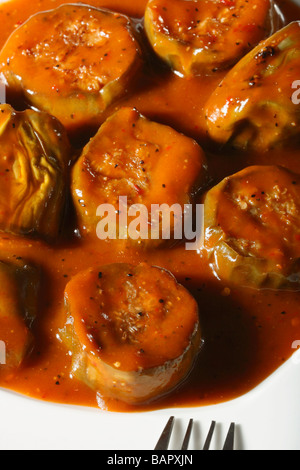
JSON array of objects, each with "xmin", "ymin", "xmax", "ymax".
[{"xmin": 0, "ymin": 0, "xmax": 300, "ymax": 412}]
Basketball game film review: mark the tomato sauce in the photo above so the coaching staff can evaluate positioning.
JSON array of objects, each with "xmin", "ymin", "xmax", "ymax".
[{"xmin": 0, "ymin": 0, "xmax": 300, "ymax": 412}]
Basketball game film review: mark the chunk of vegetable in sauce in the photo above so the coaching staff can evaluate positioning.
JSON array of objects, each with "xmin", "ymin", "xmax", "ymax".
[
  {"xmin": 62, "ymin": 263, "xmax": 201, "ymax": 405},
  {"xmin": 0, "ymin": 257, "xmax": 39, "ymax": 378},
  {"xmin": 0, "ymin": 104, "xmax": 70, "ymax": 240},
  {"xmin": 205, "ymin": 21, "xmax": 300, "ymax": 151},
  {"xmin": 204, "ymin": 165, "xmax": 300, "ymax": 289},
  {"xmin": 71, "ymin": 107, "xmax": 207, "ymax": 247},
  {"xmin": 144, "ymin": 0, "xmax": 276, "ymax": 76},
  {"xmin": 0, "ymin": 4, "xmax": 142, "ymax": 132}
]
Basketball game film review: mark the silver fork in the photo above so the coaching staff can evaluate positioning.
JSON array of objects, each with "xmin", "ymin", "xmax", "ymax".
[{"xmin": 154, "ymin": 417, "xmax": 236, "ymax": 451}]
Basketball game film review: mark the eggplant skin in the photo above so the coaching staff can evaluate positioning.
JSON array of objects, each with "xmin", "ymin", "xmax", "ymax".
[
  {"xmin": 61, "ymin": 263, "xmax": 202, "ymax": 405},
  {"xmin": 0, "ymin": 257, "xmax": 40, "ymax": 376},
  {"xmin": 204, "ymin": 166, "xmax": 300, "ymax": 290},
  {"xmin": 0, "ymin": 4, "xmax": 143, "ymax": 132},
  {"xmin": 205, "ymin": 22, "xmax": 300, "ymax": 151},
  {"xmin": 64, "ymin": 319, "xmax": 201, "ymax": 406},
  {"xmin": 145, "ymin": 0, "xmax": 275, "ymax": 76},
  {"xmin": 71, "ymin": 107, "xmax": 207, "ymax": 247},
  {"xmin": 0, "ymin": 104, "xmax": 70, "ymax": 240}
]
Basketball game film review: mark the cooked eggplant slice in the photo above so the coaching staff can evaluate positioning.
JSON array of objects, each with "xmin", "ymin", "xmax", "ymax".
[
  {"xmin": 205, "ymin": 21, "xmax": 300, "ymax": 151},
  {"xmin": 0, "ymin": 257, "xmax": 39, "ymax": 377},
  {"xmin": 144, "ymin": 0, "xmax": 276, "ymax": 76},
  {"xmin": 0, "ymin": 4, "xmax": 142, "ymax": 132},
  {"xmin": 62, "ymin": 263, "xmax": 201, "ymax": 405},
  {"xmin": 71, "ymin": 107, "xmax": 207, "ymax": 246},
  {"xmin": 0, "ymin": 104, "xmax": 70, "ymax": 239},
  {"xmin": 204, "ymin": 165, "xmax": 300, "ymax": 289}
]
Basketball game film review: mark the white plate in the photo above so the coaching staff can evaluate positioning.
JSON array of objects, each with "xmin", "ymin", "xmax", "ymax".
[
  {"xmin": 1, "ymin": 0, "xmax": 300, "ymax": 451},
  {"xmin": 1, "ymin": 355, "xmax": 300, "ymax": 450}
]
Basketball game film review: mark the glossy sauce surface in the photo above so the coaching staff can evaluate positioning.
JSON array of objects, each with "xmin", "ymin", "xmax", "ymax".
[{"xmin": 0, "ymin": 0, "xmax": 300, "ymax": 412}]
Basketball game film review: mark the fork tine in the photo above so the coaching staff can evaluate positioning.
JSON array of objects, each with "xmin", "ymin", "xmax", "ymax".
[
  {"xmin": 154, "ymin": 416, "xmax": 175, "ymax": 450},
  {"xmin": 223, "ymin": 423, "xmax": 235, "ymax": 450},
  {"xmin": 203, "ymin": 421, "xmax": 216, "ymax": 450},
  {"xmin": 181, "ymin": 419, "xmax": 194, "ymax": 450}
]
